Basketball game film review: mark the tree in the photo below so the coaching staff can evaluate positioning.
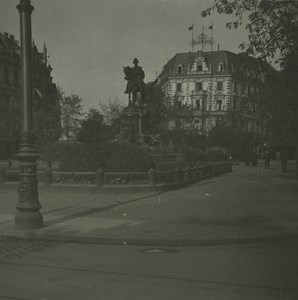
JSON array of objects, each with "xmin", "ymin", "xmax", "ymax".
[
  {"xmin": 144, "ymin": 83, "xmax": 168, "ymax": 134},
  {"xmin": 77, "ymin": 108, "xmax": 115, "ymax": 144},
  {"xmin": 202, "ymin": 0, "xmax": 298, "ymax": 162},
  {"xmin": 258, "ymin": 49, "xmax": 298, "ymax": 147},
  {"xmin": 33, "ymin": 88, "xmax": 61, "ymax": 145},
  {"xmin": 60, "ymin": 92, "xmax": 84, "ymax": 142},
  {"xmin": 98, "ymin": 98, "xmax": 124, "ymax": 126},
  {"xmin": 202, "ymin": 0, "xmax": 298, "ymax": 61}
]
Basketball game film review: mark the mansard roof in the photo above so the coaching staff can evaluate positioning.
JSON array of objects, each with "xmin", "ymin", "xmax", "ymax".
[{"xmin": 159, "ymin": 50, "xmax": 277, "ymax": 81}]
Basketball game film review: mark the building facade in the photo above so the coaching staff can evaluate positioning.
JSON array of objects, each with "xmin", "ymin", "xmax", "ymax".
[
  {"xmin": 0, "ymin": 32, "xmax": 60, "ymax": 159},
  {"xmin": 158, "ymin": 50, "xmax": 277, "ymax": 134}
]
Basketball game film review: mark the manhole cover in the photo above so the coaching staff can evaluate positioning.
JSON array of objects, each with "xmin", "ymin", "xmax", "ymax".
[{"xmin": 139, "ymin": 248, "xmax": 178, "ymax": 254}]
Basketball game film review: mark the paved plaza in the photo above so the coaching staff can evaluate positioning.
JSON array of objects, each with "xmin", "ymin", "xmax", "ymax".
[{"xmin": 0, "ymin": 161, "xmax": 298, "ymax": 299}]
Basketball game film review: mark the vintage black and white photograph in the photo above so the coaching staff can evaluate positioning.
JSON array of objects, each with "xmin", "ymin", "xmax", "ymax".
[{"xmin": 0, "ymin": 0, "xmax": 298, "ymax": 299}]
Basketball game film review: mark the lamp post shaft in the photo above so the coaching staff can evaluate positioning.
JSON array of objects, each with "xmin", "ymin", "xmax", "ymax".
[
  {"xmin": 19, "ymin": 2, "xmax": 33, "ymax": 131},
  {"xmin": 15, "ymin": 0, "xmax": 43, "ymax": 229}
]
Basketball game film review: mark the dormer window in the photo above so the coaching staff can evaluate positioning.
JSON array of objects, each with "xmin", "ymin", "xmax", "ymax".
[
  {"xmin": 218, "ymin": 63, "xmax": 224, "ymax": 72},
  {"xmin": 197, "ymin": 64, "xmax": 203, "ymax": 72},
  {"xmin": 177, "ymin": 64, "xmax": 183, "ymax": 74}
]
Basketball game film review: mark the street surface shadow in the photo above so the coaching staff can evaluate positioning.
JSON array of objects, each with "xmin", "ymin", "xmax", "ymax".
[{"xmin": 179, "ymin": 215, "xmax": 285, "ymax": 230}]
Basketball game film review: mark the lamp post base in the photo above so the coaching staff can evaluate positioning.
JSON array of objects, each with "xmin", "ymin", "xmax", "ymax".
[{"xmin": 15, "ymin": 211, "xmax": 43, "ymax": 229}]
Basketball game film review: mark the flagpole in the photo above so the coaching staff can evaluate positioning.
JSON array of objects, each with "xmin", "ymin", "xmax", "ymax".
[
  {"xmin": 192, "ymin": 25, "xmax": 194, "ymax": 52},
  {"xmin": 211, "ymin": 22, "xmax": 214, "ymax": 51},
  {"xmin": 201, "ymin": 26, "xmax": 204, "ymax": 51},
  {"xmin": 189, "ymin": 24, "xmax": 194, "ymax": 52}
]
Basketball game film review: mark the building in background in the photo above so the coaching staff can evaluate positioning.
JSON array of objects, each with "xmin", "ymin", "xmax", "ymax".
[
  {"xmin": 0, "ymin": 32, "xmax": 60, "ymax": 159},
  {"xmin": 157, "ymin": 50, "xmax": 277, "ymax": 134}
]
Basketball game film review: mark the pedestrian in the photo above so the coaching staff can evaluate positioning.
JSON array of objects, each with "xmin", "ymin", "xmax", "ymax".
[
  {"xmin": 251, "ymin": 149, "xmax": 258, "ymax": 166},
  {"xmin": 264, "ymin": 149, "xmax": 270, "ymax": 169},
  {"xmin": 280, "ymin": 147, "xmax": 289, "ymax": 172}
]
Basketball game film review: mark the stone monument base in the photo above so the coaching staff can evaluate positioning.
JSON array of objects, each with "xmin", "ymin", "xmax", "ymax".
[{"xmin": 117, "ymin": 105, "xmax": 145, "ymax": 144}]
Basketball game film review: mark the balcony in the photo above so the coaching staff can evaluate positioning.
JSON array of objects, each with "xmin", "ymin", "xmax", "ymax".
[{"xmin": 190, "ymin": 90, "xmax": 208, "ymax": 100}]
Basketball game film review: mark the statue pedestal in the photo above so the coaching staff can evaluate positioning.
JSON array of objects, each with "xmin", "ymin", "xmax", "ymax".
[{"xmin": 117, "ymin": 105, "xmax": 145, "ymax": 144}]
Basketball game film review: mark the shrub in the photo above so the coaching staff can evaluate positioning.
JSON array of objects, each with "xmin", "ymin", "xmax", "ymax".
[
  {"xmin": 100, "ymin": 142, "xmax": 155, "ymax": 172},
  {"xmin": 59, "ymin": 142, "xmax": 154, "ymax": 172},
  {"xmin": 39, "ymin": 142, "xmax": 82, "ymax": 161},
  {"xmin": 200, "ymin": 146, "xmax": 229, "ymax": 162},
  {"xmin": 176, "ymin": 144, "xmax": 229, "ymax": 162},
  {"xmin": 59, "ymin": 144, "xmax": 104, "ymax": 172}
]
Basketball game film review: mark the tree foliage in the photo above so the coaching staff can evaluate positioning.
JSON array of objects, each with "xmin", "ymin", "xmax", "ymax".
[
  {"xmin": 203, "ymin": 0, "xmax": 298, "ymax": 154},
  {"xmin": 144, "ymin": 83, "xmax": 168, "ymax": 134},
  {"xmin": 34, "ymin": 91, "xmax": 61, "ymax": 144},
  {"xmin": 77, "ymin": 108, "xmax": 115, "ymax": 144},
  {"xmin": 202, "ymin": 0, "xmax": 298, "ymax": 60},
  {"xmin": 98, "ymin": 98, "xmax": 124, "ymax": 126},
  {"xmin": 60, "ymin": 90, "xmax": 84, "ymax": 142}
]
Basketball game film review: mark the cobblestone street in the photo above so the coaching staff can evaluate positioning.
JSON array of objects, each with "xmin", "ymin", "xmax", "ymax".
[{"xmin": 0, "ymin": 238, "xmax": 63, "ymax": 262}]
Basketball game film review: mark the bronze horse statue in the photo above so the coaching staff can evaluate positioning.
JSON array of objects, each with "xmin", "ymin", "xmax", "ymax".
[{"xmin": 123, "ymin": 66, "xmax": 145, "ymax": 106}]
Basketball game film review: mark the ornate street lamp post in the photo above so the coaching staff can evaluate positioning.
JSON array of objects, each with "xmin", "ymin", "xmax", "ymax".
[{"xmin": 15, "ymin": 0, "xmax": 43, "ymax": 229}]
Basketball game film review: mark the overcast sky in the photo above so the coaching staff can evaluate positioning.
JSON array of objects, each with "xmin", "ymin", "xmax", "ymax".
[{"xmin": 1, "ymin": 0, "xmax": 249, "ymax": 111}]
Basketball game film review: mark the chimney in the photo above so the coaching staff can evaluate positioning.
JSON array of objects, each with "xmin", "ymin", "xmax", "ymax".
[{"xmin": 3, "ymin": 32, "xmax": 9, "ymax": 39}]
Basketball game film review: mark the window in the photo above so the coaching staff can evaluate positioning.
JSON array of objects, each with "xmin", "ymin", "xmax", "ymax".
[
  {"xmin": 217, "ymin": 100, "xmax": 222, "ymax": 110},
  {"xmin": 196, "ymin": 100, "xmax": 200, "ymax": 110},
  {"xmin": 197, "ymin": 64, "xmax": 203, "ymax": 72},
  {"xmin": 217, "ymin": 81, "xmax": 223, "ymax": 91},
  {"xmin": 242, "ymin": 84, "xmax": 246, "ymax": 94},
  {"xmin": 218, "ymin": 63, "xmax": 224, "ymax": 72},
  {"xmin": 249, "ymin": 86, "xmax": 255, "ymax": 94},
  {"xmin": 176, "ymin": 83, "xmax": 182, "ymax": 92},
  {"xmin": 233, "ymin": 98, "xmax": 237, "ymax": 110},
  {"xmin": 232, "ymin": 64, "xmax": 236, "ymax": 72},
  {"xmin": 14, "ymin": 71, "xmax": 19, "ymax": 87},
  {"xmin": 177, "ymin": 65, "xmax": 183, "ymax": 74},
  {"xmin": 195, "ymin": 82, "xmax": 202, "ymax": 91},
  {"xmin": 4, "ymin": 68, "xmax": 9, "ymax": 84},
  {"xmin": 234, "ymin": 82, "xmax": 237, "ymax": 93},
  {"xmin": 6, "ymin": 95, "xmax": 10, "ymax": 108}
]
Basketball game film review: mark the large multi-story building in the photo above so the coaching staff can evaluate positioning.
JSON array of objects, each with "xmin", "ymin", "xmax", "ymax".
[
  {"xmin": 0, "ymin": 32, "xmax": 60, "ymax": 159},
  {"xmin": 157, "ymin": 50, "xmax": 277, "ymax": 134}
]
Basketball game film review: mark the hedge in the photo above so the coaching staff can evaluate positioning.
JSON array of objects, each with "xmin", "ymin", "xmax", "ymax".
[{"xmin": 59, "ymin": 142, "xmax": 154, "ymax": 172}]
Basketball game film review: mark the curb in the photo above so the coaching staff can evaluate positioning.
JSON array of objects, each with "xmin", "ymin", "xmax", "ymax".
[
  {"xmin": 0, "ymin": 174, "xmax": 231, "ymax": 194},
  {"xmin": 2, "ymin": 231, "xmax": 298, "ymax": 247}
]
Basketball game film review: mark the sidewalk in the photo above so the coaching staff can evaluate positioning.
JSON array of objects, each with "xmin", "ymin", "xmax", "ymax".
[{"xmin": 0, "ymin": 161, "xmax": 297, "ymax": 246}]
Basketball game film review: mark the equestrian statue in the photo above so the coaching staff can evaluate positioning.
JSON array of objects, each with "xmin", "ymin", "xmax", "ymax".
[{"xmin": 123, "ymin": 58, "xmax": 146, "ymax": 106}]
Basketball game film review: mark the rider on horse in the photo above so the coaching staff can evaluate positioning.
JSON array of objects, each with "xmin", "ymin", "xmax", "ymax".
[{"xmin": 124, "ymin": 58, "xmax": 145, "ymax": 105}]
